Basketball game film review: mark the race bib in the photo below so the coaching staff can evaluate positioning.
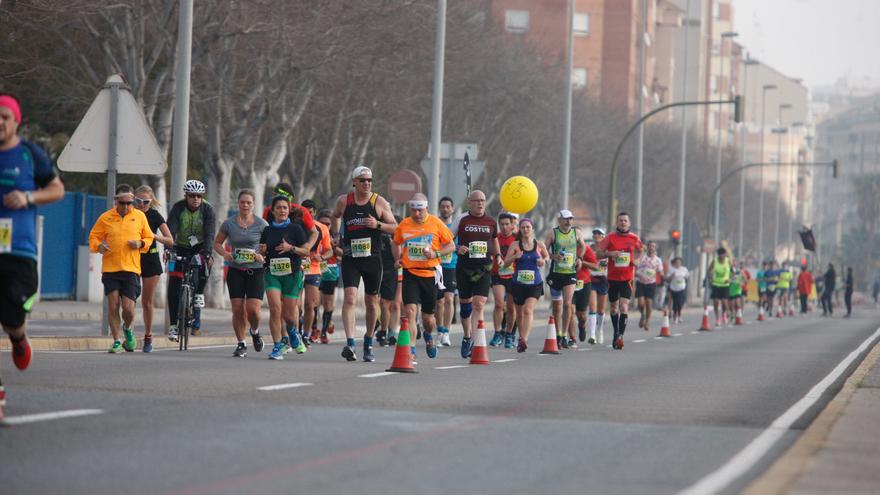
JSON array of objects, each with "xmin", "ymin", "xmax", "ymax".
[
  {"xmin": 516, "ymin": 270, "xmax": 536, "ymax": 284},
  {"xmin": 440, "ymin": 251, "xmax": 454, "ymax": 264},
  {"xmin": 301, "ymin": 257, "xmax": 311, "ymax": 270},
  {"xmin": 590, "ymin": 259, "xmax": 607, "ymax": 277},
  {"xmin": 642, "ymin": 268, "xmax": 656, "ymax": 279},
  {"xmin": 406, "ymin": 240, "xmax": 428, "ymax": 261},
  {"xmin": 320, "ymin": 260, "xmax": 329, "ymax": 274},
  {"xmin": 559, "ymin": 251, "xmax": 575, "ymax": 270},
  {"xmin": 188, "ymin": 235, "xmax": 199, "ymax": 247},
  {"xmin": 233, "ymin": 248, "xmax": 256, "ymax": 264},
  {"xmin": 269, "ymin": 257, "xmax": 293, "ymax": 276},
  {"xmin": 351, "ymin": 238, "xmax": 371, "ymax": 258},
  {"xmin": 671, "ymin": 278, "xmax": 686, "ymax": 291},
  {"xmin": 468, "ymin": 241, "xmax": 488, "ymax": 259},
  {"xmin": 498, "ymin": 263, "xmax": 515, "ymax": 276},
  {"xmin": 576, "ymin": 279, "xmax": 584, "ymax": 291},
  {"xmin": 0, "ymin": 218, "xmax": 12, "ymax": 253},
  {"xmin": 614, "ymin": 252, "xmax": 631, "ymax": 267}
]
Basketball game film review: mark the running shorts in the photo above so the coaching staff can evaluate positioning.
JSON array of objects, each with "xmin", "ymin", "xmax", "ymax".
[
  {"xmin": 710, "ymin": 285, "xmax": 729, "ymax": 300},
  {"xmin": 319, "ymin": 279, "xmax": 338, "ymax": 295},
  {"xmin": 491, "ymin": 273, "xmax": 512, "ymax": 290},
  {"xmin": 591, "ymin": 277, "xmax": 609, "ymax": 296},
  {"xmin": 341, "ymin": 256, "xmax": 383, "ymax": 296},
  {"xmin": 380, "ymin": 267, "xmax": 398, "ymax": 301},
  {"xmin": 608, "ymin": 279, "xmax": 633, "ymax": 302},
  {"xmin": 574, "ymin": 282, "xmax": 592, "ymax": 312},
  {"xmin": 102, "ymin": 271, "xmax": 142, "ymax": 301},
  {"xmin": 440, "ymin": 267, "xmax": 457, "ymax": 295},
  {"xmin": 265, "ymin": 270, "xmax": 304, "ymax": 299},
  {"xmin": 226, "ymin": 267, "xmax": 265, "ymax": 299},
  {"xmin": 402, "ymin": 270, "xmax": 437, "ymax": 314},
  {"xmin": 511, "ymin": 283, "xmax": 543, "ymax": 306},
  {"xmin": 0, "ymin": 255, "xmax": 38, "ymax": 328},
  {"xmin": 635, "ymin": 282, "xmax": 656, "ymax": 300},
  {"xmin": 456, "ymin": 264, "xmax": 491, "ymax": 299},
  {"xmin": 140, "ymin": 252, "xmax": 163, "ymax": 278}
]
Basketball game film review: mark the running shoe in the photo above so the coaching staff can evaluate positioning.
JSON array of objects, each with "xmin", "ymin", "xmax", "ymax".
[
  {"xmin": 250, "ymin": 330, "xmax": 264, "ymax": 352},
  {"xmin": 559, "ymin": 336, "xmax": 569, "ymax": 349},
  {"xmin": 363, "ymin": 344, "xmax": 375, "ymax": 362},
  {"xmin": 425, "ymin": 334, "xmax": 437, "ymax": 359},
  {"xmin": 108, "ymin": 341, "xmax": 123, "ymax": 353},
  {"xmin": 411, "ymin": 350, "xmax": 418, "ymax": 366},
  {"xmin": 489, "ymin": 332, "xmax": 503, "ymax": 347},
  {"xmin": 294, "ymin": 342, "xmax": 308, "ymax": 354},
  {"xmin": 301, "ymin": 330, "xmax": 311, "ymax": 348},
  {"xmin": 504, "ymin": 332, "xmax": 515, "ymax": 349},
  {"xmin": 388, "ymin": 333, "xmax": 397, "ymax": 346},
  {"xmin": 342, "ymin": 345, "xmax": 357, "ymax": 361},
  {"xmin": 268, "ymin": 343, "xmax": 284, "ymax": 360},
  {"xmin": 194, "ymin": 294, "xmax": 205, "ymax": 308},
  {"xmin": 516, "ymin": 338, "xmax": 527, "ymax": 353},
  {"xmin": 123, "ymin": 327, "xmax": 136, "ymax": 352},
  {"xmin": 613, "ymin": 336, "xmax": 624, "ymax": 350},
  {"xmin": 567, "ymin": 338, "xmax": 578, "ymax": 349},
  {"xmin": 578, "ymin": 324, "xmax": 587, "ymax": 342},
  {"xmin": 143, "ymin": 336, "xmax": 153, "ymax": 353},
  {"xmin": 597, "ymin": 331, "xmax": 604, "ymax": 345},
  {"xmin": 308, "ymin": 330, "xmax": 320, "ymax": 344},
  {"xmin": 587, "ymin": 337, "xmax": 596, "ymax": 345},
  {"xmin": 281, "ymin": 336, "xmax": 292, "ymax": 354},
  {"xmin": 440, "ymin": 331, "xmax": 452, "ymax": 347},
  {"xmin": 233, "ymin": 342, "xmax": 247, "ymax": 358},
  {"xmin": 168, "ymin": 325, "xmax": 179, "ymax": 342},
  {"xmin": 460, "ymin": 337, "xmax": 473, "ymax": 358},
  {"xmin": 327, "ymin": 322, "xmax": 335, "ymax": 334},
  {"xmin": 11, "ymin": 336, "xmax": 32, "ymax": 370},
  {"xmin": 320, "ymin": 329, "xmax": 329, "ymax": 345},
  {"xmin": 376, "ymin": 329, "xmax": 387, "ymax": 347}
]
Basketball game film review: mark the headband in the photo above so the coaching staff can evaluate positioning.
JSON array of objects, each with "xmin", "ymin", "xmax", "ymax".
[{"xmin": 409, "ymin": 200, "xmax": 428, "ymax": 209}]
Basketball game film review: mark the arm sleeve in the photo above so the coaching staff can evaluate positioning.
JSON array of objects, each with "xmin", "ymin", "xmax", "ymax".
[
  {"xmin": 166, "ymin": 203, "xmax": 181, "ymax": 236},
  {"xmin": 202, "ymin": 204, "xmax": 216, "ymax": 250},
  {"xmin": 392, "ymin": 225, "xmax": 403, "ymax": 245},
  {"xmin": 300, "ymin": 206, "xmax": 315, "ymax": 230},
  {"xmin": 88, "ymin": 214, "xmax": 106, "ymax": 253}
]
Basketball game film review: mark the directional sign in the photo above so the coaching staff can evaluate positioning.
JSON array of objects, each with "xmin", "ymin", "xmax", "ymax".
[
  {"xmin": 387, "ymin": 169, "xmax": 422, "ymax": 203},
  {"xmin": 58, "ymin": 75, "xmax": 166, "ymax": 174}
]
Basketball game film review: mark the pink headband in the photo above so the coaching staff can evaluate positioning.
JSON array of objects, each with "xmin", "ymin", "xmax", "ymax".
[{"xmin": 0, "ymin": 95, "xmax": 21, "ymax": 123}]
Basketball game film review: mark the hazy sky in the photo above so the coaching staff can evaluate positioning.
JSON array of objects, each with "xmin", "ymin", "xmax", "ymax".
[{"xmin": 733, "ymin": 0, "xmax": 880, "ymax": 90}]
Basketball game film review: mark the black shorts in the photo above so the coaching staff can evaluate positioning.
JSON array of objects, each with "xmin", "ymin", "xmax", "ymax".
[
  {"xmin": 440, "ymin": 267, "xmax": 457, "ymax": 295},
  {"xmin": 456, "ymin": 264, "xmax": 492, "ymax": 299},
  {"xmin": 635, "ymin": 282, "xmax": 656, "ymax": 300},
  {"xmin": 546, "ymin": 272, "xmax": 577, "ymax": 290},
  {"xmin": 710, "ymin": 285, "xmax": 729, "ymax": 300},
  {"xmin": 402, "ymin": 270, "xmax": 437, "ymax": 314},
  {"xmin": 574, "ymin": 282, "xmax": 592, "ymax": 312},
  {"xmin": 320, "ymin": 279, "xmax": 338, "ymax": 295},
  {"xmin": 304, "ymin": 274, "xmax": 321, "ymax": 288},
  {"xmin": 380, "ymin": 268, "xmax": 399, "ymax": 301},
  {"xmin": 341, "ymin": 256, "xmax": 383, "ymax": 296},
  {"xmin": 591, "ymin": 277, "xmax": 609, "ymax": 296},
  {"xmin": 608, "ymin": 279, "xmax": 633, "ymax": 302},
  {"xmin": 226, "ymin": 267, "xmax": 265, "ymax": 299},
  {"xmin": 0, "ymin": 255, "xmax": 38, "ymax": 328},
  {"xmin": 140, "ymin": 253, "xmax": 163, "ymax": 278},
  {"xmin": 491, "ymin": 274, "xmax": 512, "ymax": 290},
  {"xmin": 511, "ymin": 282, "xmax": 543, "ymax": 306},
  {"xmin": 102, "ymin": 271, "xmax": 142, "ymax": 301}
]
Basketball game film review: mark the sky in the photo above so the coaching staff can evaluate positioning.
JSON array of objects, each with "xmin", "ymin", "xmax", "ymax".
[{"xmin": 733, "ymin": 0, "xmax": 880, "ymax": 90}]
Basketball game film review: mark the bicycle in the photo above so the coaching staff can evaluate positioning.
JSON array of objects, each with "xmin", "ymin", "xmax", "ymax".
[{"xmin": 169, "ymin": 252, "xmax": 204, "ymax": 351}]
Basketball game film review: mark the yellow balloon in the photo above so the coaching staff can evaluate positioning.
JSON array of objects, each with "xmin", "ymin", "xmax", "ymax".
[{"xmin": 499, "ymin": 176, "xmax": 539, "ymax": 214}]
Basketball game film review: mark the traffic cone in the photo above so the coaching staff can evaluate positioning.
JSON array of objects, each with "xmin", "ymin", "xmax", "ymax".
[
  {"xmin": 0, "ymin": 377, "xmax": 5, "ymax": 422},
  {"xmin": 757, "ymin": 305, "xmax": 765, "ymax": 321},
  {"xmin": 658, "ymin": 311, "xmax": 671, "ymax": 337},
  {"xmin": 540, "ymin": 316, "xmax": 561, "ymax": 354},
  {"xmin": 470, "ymin": 320, "xmax": 491, "ymax": 365},
  {"xmin": 699, "ymin": 306, "xmax": 712, "ymax": 331},
  {"xmin": 735, "ymin": 308, "xmax": 744, "ymax": 326},
  {"xmin": 386, "ymin": 318, "xmax": 417, "ymax": 373}
]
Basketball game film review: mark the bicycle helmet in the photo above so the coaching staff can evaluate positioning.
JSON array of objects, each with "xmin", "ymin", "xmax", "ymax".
[{"xmin": 183, "ymin": 180, "xmax": 206, "ymax": 194}]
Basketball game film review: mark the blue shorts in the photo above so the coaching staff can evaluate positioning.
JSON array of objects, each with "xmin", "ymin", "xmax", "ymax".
[
  {"xmin": 304, "ymin": 274, "xmax": 321, "ymax": 287},
  {"xmin": 591, "ymin": 277, "xmax": 609, "ymax": 296}
]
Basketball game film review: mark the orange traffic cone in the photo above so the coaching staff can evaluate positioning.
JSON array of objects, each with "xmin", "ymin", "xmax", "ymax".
[
  {"xmin": 699, "ymin": 306, "xmax": 712, "ymax": 331},
  {"xmin": 757, "ymin": 305, "xmax": 765, "ymax": 321},
  {"xmin": 386, "ymin": 318, "xmax": 417, "ymax": 373},
  {"xmin": 658, "ymin": 311, "xmax": 671, "ymax": 337},
  {"xmin": 0, "ymin": 377, "xmax": 5, "ymax": 422},
  {"xmin": 470, "ymin": 320, "xmax": 491, "ymax": 365},
  {"xmin": 735, "ymin": 308, "xmax": 744, "ymax": 326},
  {"xmin": 540, "ymin": 316, "xmax": 561, "ymax": 354}
]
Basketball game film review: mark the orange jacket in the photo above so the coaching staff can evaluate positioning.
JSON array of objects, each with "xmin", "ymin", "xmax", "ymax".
[{"xmin": 89, "ymin": 208, "xmax": 154, "ymax": 274}]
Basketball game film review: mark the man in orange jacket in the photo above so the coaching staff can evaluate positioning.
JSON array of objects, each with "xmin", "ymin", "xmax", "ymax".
[
  {"xmin": 89, "ymin": 184, "xmax": 154, "ymax": 353},
  {"xmin": 797, "ymin": 265, "xmax": 814, "ymax": 314}
]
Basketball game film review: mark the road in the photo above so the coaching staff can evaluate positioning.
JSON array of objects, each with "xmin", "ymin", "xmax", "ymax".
[{"xmin": 1, "ymin": 307, "xmax": 878, "ymax": 495}]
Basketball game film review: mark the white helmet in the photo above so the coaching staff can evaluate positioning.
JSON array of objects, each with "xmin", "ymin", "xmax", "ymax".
[{"xmin": 183, "ymin": 180, "xmax": 206, "ymax": 194}]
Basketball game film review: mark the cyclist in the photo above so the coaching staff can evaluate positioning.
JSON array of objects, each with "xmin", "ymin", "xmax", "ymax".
[
  {"xmin": 595, "ymin": 212, "xmax": 643, "ymax": 350},
  {"xmin": 1, "ymin": 94, "xmax": 65, "ymax": 371},
  {"xmin": 435, "ymin": 196, "xmax": 457, "ymax": 347},
  {"xmin": 133, "ymin": 185, "xmax": 173, "ymax": 353},
  {"xmin": 503, "ymin": 218, "xmax": 549, "ymax": 353},
  {"xmin": 544, "ymin": 209, "xmax": 585, "ymax": 349},
  {"xmin": 214, "ymin": 189, "xmax": 268, "ymax": 357},
  {"xmin": 490, "ymin": 212, "xmax": 517, "ymax": 349},
  {"xmin": 166, "ymin": 179, "xmax": 216, "ymax": 340}
]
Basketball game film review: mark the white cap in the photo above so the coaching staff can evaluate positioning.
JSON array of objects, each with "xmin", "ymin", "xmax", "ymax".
[
  {"xmin": 558, "ymin": 209, "xmax": 574, "ymax": 219},
  {"xmin": 351, "ymin": 166, "xmax": 372, "ymax": 180},
  {"xmin": 592, "ymin": 227, "xmax": 606, "ymax": 235}
]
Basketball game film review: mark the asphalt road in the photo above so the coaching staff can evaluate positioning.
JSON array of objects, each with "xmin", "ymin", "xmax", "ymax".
[{"xmin": 2, "ymin": 306, "xmax": 878, "ymax": 495}]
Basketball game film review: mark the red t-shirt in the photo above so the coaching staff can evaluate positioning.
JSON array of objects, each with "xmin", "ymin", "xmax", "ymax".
[
  {"xmin": 262, "ymin": 203, "xmax": 315, "ymax": 231},
  {"xmin": 493, "ymin": 232, "xmax": 517, "ymax": 278},
  {"xmin": 576, "ymin": 244, "xmax": 598, "ymax": 283},
  {"xmin": 597, "ymin": 231, "xmax": 643, "ymax": 282}
]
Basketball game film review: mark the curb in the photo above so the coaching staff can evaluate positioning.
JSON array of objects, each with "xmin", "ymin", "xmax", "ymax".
[{"xmin": 742, "ymin": 338, "xmax": 880, "ymax": 495}]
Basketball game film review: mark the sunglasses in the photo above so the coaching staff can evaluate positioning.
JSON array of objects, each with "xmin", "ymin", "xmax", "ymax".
[
  {"xmin": 135, "ymin": 198, "xmax": 151, "ymax": 205},
  {"xmin": 357, "ymin": 178, "xmax": 372, "ymax": 183},
  {"xmin": 117, "ymin": 200, "xmax": 134, "ymax": 206},
  {"xmin": 186, "ymin": 194, "xmax": 203, "ymax": 199}
]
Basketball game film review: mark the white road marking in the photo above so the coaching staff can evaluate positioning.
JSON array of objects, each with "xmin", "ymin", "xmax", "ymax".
[
  {"xmin": 674, "ymin": 333, "xmax": 683, "ymax": 337},
  {"xmin": 435, "ymin": 365, "xmax": 469, "ymax": 370},
  {"xmin": 492, "ymin": 358, "xmax": 517, "ymax": 363},
  {"xmin": 633, "ymin": 339, "xmax": 647, "ymax": 343},
  {"xmin": 654, "ymin": 337, "xmax": 664, "ymax": 340},
  {"xmin": 691, "ymin": 331, "xmax": 700, "ymax": 334},
  {"xmin": 678, "ymin": 325, "xmax": 880, "ymax": 495},
  {"xmin": 578, "ymin": 348, "xmax": 591, "ymax": 351},
  {"xmin": 358, "ymin": 371, "xmax": 398, "ymax": 378},
  {"xmin": 257, "ymin": 382, "xmax": 313, "ymax": 391},
  {"xmin": 2, "ymin": 409, "xmax": 104, "ymax": 426}
]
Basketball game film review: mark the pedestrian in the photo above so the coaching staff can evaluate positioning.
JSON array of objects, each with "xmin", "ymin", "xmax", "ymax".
[
  {"xmin": 133, "ymin": 185, "xmax": 173, "ymax": 352},
  {"xmin": 821, "ymin": 263, "xmax": 835, "ymax": 316},
  {"xmin": 796, "ymin": 265, "xmax": 813, "ymax": 315},
  {"xmin": 503, "ymin": 218, "xmax": 549, "ymax": 353},
  {"xmin": 844, "ymin": 267, "xmax": 854, "ymax": 317},
  {"xmin": 89, "ymin": 184, "xmax": 154, "ymax": 353},
  {"xmin": 0, "ymin": 94, "xmax": 65, "ymax": 370},
  {"xmin": 595, "ymin": 212, "xmax": 644, "ymax": 350},
  {"xmin": 666, "ymin": 257, "xmax": 688, "ymax": 323}
]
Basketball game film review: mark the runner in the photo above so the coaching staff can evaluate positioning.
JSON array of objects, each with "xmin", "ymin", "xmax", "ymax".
[
  {"xmin": 451, "ymin": 190, "xmax": 500, "ymax": 358},
  {"xmin": 89, "ymin": 184, "xmax": 154, "ymax": 353},
  {"xmin": 777, "ymin": 262, "xmax": 793, "ymax": 317},
  {"xmin": 435, "ymin": 196, "xmax": 457, "ymax": 347},
  {"xmin": 134, "ymin": 185, "xmax": 173, "ymax": 353},
  {"xmin": 755, "ymin": 260, "xmax": 768, "ymax": 315},
  {"xmin": 331, "ymin": 165, "xmax": 398, "ymax": 362},
  {"xmin": 666, "ymin": 257, "xmax": 689, "ymax": 324},
  {"xmin": 300, "ymin": 199, "xmax": 331, "ymax": 346},
  {"xmin": 214, "ymin": 189, "xmax": 268, "ymax": 358},
  {"xmin": 634, "ymin": 241, "xmax": 664, "ymax": 332},
  {"xmin": 490, "ymin": 212, "xmax": 518, "ymax": 349},
  {"xmin": 503, "ymin": 218, "xmax": 548, "ymax": 353},
  {"xmin": 0, "ymin": 94, "xmax": 65, "ymax": 373},
  {"xmin": 392, "ymin": 194, "xmax": 455, "ymax": 360},
  {"xmin": 727, "ymin": 260, "xmax": 745, "ymax": 321},
  {"xmin": 166, "ymin": 179, "xmax": 216, "ymax": 340},
  {"xmin": 260, "ymin": 195, "xmax": 313, "ymax": 360},
  {"xmin": 706, "ymin": 247, "xmax": 731, "ymax": 327},
  {"xmin": 376, "ymin": 223, "xmax": 400, "ymax": 349},
  {"xmin": 316, "ymin": 209, "xmax": 339, "ymax": 344},
  {"xmin": 573, "ymin": 234, "xmax": 600, "ymax": 342},
  {"xmin": 765, "ymin": 260, "xmax": 780, "ymax": 317},
  {"xmin": 595, "ymin": 212, "xmax": 643, "ymax": 350},
  {"xmin": 544, "ymin": 209, "xmax": 585, "ymax": 349},
  {"xmin": 820, "ymin": 263, "xmax": 835, "ymax": 316},
  {"xmin": 588, "ymin": 228, "xmax": 610, "ymax": 344}
]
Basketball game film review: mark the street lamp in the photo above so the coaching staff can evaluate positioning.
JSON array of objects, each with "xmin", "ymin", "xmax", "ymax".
[
  {"xmin": 787, "ymin": 122, "xmax": 806, "ymax": 259},
  {"xmin": 738, "ymin": 58, "xmax": 760, "ymax": 258},
  {"xmin": 714, "ymin": 31, "xmax": 738, "ymax": 245},
  {"xmin": 773, "ymin": 103, "xmax": 793, "ymax": 259},
  {"xmin": 757, "ymin": 83, "xmax": 777, "ymax": 260}
]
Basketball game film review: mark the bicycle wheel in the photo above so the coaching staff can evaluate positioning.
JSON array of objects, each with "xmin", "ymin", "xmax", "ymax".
[{"xmin": 178, "ymin": 283, "xmax": 191, "ymax": 351}]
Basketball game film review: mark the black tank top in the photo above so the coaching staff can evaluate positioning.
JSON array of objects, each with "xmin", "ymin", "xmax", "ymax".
[{"xmin": 341, "ymin": 192, "xmax": 381, "ymax": 256}]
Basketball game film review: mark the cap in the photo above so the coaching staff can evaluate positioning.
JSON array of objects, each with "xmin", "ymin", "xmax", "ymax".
[
  {"xmin": 351, "ymin": 166, "xmax": 372, "ymax": 180},
  {"xmin": 591, "ymin": 227, "xmax": 606, "ymax": 235},
  {"xmin": 558, "ymin": 209, "xmax": 574, "ymax": 219}
]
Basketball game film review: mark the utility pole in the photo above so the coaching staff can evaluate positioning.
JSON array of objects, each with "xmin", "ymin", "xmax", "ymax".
[
  {"xmin": 714, "ymin": 31, "xmax": 738, "ymax": 246},
  {"xmin": 634, "ymin": 0, "xmax": 648, "ymax": 234},
  {"xmin": 561, "ymin": 0, "xmax": 574, "ymax": 211},
  {"xmin": 428, "ymin": 0, "xmax": 447, "ymax": 215},
  {"xmin": 170, "ymin": 0, "xmax": 193, "ymax": 204},
  {"xmin": 676, "ymin": 0, "xmax": 691, "ymax": 258},
  {"xmin": 757, "ymin": 84, "xmax": 777, "ymax": 259}
]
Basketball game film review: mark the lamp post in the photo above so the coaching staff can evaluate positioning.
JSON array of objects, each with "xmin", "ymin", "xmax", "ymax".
[
  {"xmin": 757, "ymin": 83, "xmax": 777, "ymax": 259},
  {"xmin": 713, "ymin": 31, "xmax": 738, "ymax": 245},
  {"xmin": 634, "ymin": 0, "xmax": 648, "ymax": 234},
  {"xmin": 675, "ymin": 0, "xmax": 692, "ymax": 258},
  {"xmin": 561, "ymin": 0, "xmax": 574, "ymax": 210},
  {"xmin": 787, "ymin": 122, "xmax": 805, "ymax": 259},
  {"xmin": 773, "ymin": 104, "xmax": 793, "ymax": 258},
  {"xmin": 738, "ymin": 58, "xmax": 760, "ymax": 258}
]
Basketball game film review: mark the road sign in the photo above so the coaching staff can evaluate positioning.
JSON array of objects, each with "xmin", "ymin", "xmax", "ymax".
[
  {"xmin": 58, "ymin": 75, "xmax": 166, "ymax": 175},
  {"xmin": 420, "ymin": 142, "xmax": 485, "ymax": 208},
  {"xmin": 702, "ymin": 238, "xmax": 717, "ymax": 254},
  {"xmin": 387, "ymin": 169, "xmax": 422, "ymax": 203}
]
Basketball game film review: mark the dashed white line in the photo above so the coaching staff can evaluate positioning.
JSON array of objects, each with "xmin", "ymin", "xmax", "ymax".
[
  {"xmin": 633, "ymin": 339, "xmax": 647, "ymax": 343},
  {"xmin": 435, "ymin": 365, "xmax": 469, "ymax": 370},
  {"xmin": 492, "ymin": 358, "xmax": 517, "ymax": 363},
  {"xmin": 691, "ymin": 331, "xmax": 700, "ymax": 334},
  {"xmin": 2, "ymin": 409, "xmax": 104, "ymax": 426},
  {"xmin": 674, "ymin": 333, "xmax": 683, "ymax": 337},
  {"xmin": 654, "ymin": 337, "xmax": 664, "ymax": 340},
  {"xmin": 358, "ymin": 371, "xmax": 399, "ymax": 378},
  {"xmin": 257, "ymin": 382, "xmax": 313, "ymax": 391}
]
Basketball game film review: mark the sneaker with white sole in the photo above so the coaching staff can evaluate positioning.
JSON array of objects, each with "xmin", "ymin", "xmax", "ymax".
[
  {"xmin": 194, "ymin": 294, "xmax": 205, "ymax": 308},
  {"xmin": 168, "ymin": 325, "xmax": 179, "ymax": 342}
]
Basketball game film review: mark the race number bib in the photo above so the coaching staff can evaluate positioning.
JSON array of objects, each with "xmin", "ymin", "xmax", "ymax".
[
  {"xmin": 498, "ymin": 263, "xmax": 515, "ymax": 276},
  {"xmin": 559, "ymin": 251, "xmax": 575, "ymax": 271},
  {"xmin": 468, "ymin": 241, "xmax": 488, "ymax": 259},
  {"xmin": 576, "ymin": 279, "xmax": 584, "ymax": 291},
  {"xmin": 671, "ymin": 278, "xmax": 686, "ymax": 291},
  {"xmin": 516, "ymin": 270, "xmax": 536, "ymax": 284},
  {"xmin": 590, "ymin": 259, "xmax": 607, "ymax": 277},
  {"xmin": 351, "ymin": 238, "xmax": 372, "ymax": 258},
  {"xmin": 406, "ymin": 239, "xmax": 428, "ymax": 261},
  {"xmin": 301, "ymin": 256, "xmax": 311, "ymax": 270},
  {"xmin": 614, "ymin": 252, "xmax": 631, "ymax": 268},
  {"xmin": 642, "ymin": 268, "xmax": 656, "ymax": 279},
  {"xmin": 0, "ymin": 218, "xmax": 11, "ymax": 254},
  {"xmin": 440, "ymin": 251, "xmax": 453, "ymax": 264},
  {"xmin": 233, "ymin": 248, "xmax": 256, "ymax": 264},
  {"xmin": 320, "ymin": 260, "xmax": 329, "ymax": 274},
  {"xmin": 269, "ymin": 257, "xmax": 293, "ymax": 276}
]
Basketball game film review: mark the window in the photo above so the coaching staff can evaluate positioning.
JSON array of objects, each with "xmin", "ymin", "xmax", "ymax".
[
  {"xmin": 573, "ymin": 13, "xmax": 590, "ymax": 36},
  {"xmin": 572, "ymin": 68, "xmax": 588, "ymax": 89},
  {"xmin": 505, "ymin": 10, "xmax": 529, "ymax": 33}
]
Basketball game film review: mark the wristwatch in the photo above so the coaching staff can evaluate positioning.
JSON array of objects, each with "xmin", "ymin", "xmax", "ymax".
[{"xmin": 25, "ymin": 191, "xmax": 34, "ymax": 206}]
